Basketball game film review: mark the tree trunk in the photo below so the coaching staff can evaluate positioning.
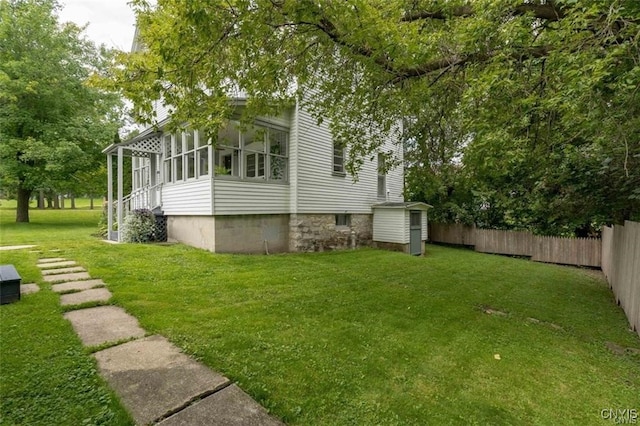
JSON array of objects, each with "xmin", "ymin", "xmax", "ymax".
[
  {"xmin": 70, "ymin": 195, "xmax": 76, "ymax": 209},
  {"xmin": 38, "ymin": 190, "xmax": 45, "ymax": 209},
  {"xmin": 90, "ymin": 197, "xmax": 94, "ymax": 210},
  {"xmin": 16, "ymin": 187, "xmax": 31, "ymax": 223},
  {"xmin": 60, "ymin": 195, "xmax": 65, "ymax": 209},
  {"xmin": 53, "ymin": 195, "xmax": 60, "ymax": 209}
]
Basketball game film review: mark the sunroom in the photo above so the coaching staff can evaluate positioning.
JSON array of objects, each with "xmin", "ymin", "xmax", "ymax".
[{"xmin": 103, "ymin": 117, "xmax": 291, "ymax": 243}]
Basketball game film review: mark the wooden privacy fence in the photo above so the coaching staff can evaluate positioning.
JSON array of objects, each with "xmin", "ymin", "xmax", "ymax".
[
  {"xmin": 602, "ymin": 221, "xmax": 640, "ymax": 335},
  {"xmin": 429, "ymin": 221, "xmax": 639, "ymax": 336},
  {"xmin": 429, "ymin": 223, "xmax": 601, "ymax": 267}
]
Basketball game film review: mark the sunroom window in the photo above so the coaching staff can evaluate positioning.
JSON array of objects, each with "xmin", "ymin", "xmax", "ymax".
[
  {"xmin": 244, "ymin": 127, "xmax": 266, "ymax": 179},
  {"xmin": 214, "ymin": 121, "xmax": 288, "ymax": 182},
  {"xmin": 185, "ymin": 130, "xmax": 196, "ymax": 180},
  {"xmin": 215, "ymin": 123, "xmax": 241, "ymax": 177},
  {"xmin": 163, "ymin": 134, "xmax": 173, "ymax": 183},
  {"xmin": 174, "ymin": 132, "xmax": 183, "ymax": 181},
  {"xmin": 196, "ymin": 130, "xmax": 209, "ymax": 177}
]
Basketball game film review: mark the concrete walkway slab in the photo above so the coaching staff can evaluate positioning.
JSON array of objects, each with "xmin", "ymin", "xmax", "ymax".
[
  {"xmin": 20, "ymin": 283, "xmax": 40, "ymax": 295},
  {"xmin": 94, "ymin": 335, "xmax": 231, "ymax": 425},
  {"xmin": 60, "ymin": 288, "xmax": 112, "ymax": 306},
  {"xmin": 63, "ymin": 306, "xmax": 145, "ymax": 346},
  {"xmin": 41, "ymin": 266, "xmax": 85, "ymax": 275},
  {"xmin": 0, "ymin": 245, "xmax": 37, "ymax": 251},
  {"xmin": 52, "ymin": 279, "xmax": 106, "ymax": 293},
  {"xmin": 37, "ymin": 257, "xmax": 66, "ymax": 263},
  {"xmin": 43, "ymin": 271, "xmax": 91, "ymax": 283},
  {"xmin": 159, "ymin": 384, "xmax": 284, "ymax": 426},
  {"xmin": 37, "ymin": 260, "xmax": 77, "ymax": 269}
]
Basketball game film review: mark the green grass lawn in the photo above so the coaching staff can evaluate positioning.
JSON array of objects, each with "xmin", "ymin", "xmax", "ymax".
[{"xmin": 1, "ymin": 208, "xmax": 639, "ymax": 425}]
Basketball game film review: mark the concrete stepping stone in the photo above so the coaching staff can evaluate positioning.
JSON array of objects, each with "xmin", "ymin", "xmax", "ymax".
[
  {"xmin": 94, "ymin": 335, "xmax": 231, "ymax": 426},
  {"xmin": 158, "ymin": 384, "xmax": 284, "ymax": 426},
  {"xmin": 52, "ymin": 279, "xmax": 106, "ymax": 293},
  {"xmin": 43, "ymin": 272, "xmax": 91, "ymax": 283},
  {"xmin": 0, "ymin": 245, "xmax": 37, "ymax": 251},
  {"xmin": 20, "ymin": 283, "xmax": 40, "ymax": 295},
  {"xmin": 37, "ymin": 260, "xmax": 77, "ymax": 269},
  {"xmin": 37, "ymin": 257, "xmax": 66, "ymax": 263},
  {"xmin": 60, "ymin": 288, "xmax": 112, "ymax": 306},
  {"xmin": 41, "ymin": 266, "xmax": 86, "ymax": 275},
  {"xmin": 63, "ymin": 306, "xmax": 145, "ymax": 346}
]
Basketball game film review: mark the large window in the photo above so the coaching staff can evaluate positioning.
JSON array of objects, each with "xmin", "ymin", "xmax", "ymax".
[
  {"xmin": 163, "ymin": 129, "xmax": 210, "ymax": 183},
  {"xmin": 214, "ymin": 121, "xmax": 288, "ymax": 182},
  {"xmin": 163, "ymin": 122, "xmax": 288, "ymax": 183}
]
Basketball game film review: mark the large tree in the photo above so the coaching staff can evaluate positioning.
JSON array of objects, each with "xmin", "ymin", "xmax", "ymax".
[
  {"xmin": 0, "ymin": 0, "xmax": 122, "ymax": 222},
  {"xmin": 116, "ymin": 0, "xmax": 640, "ymax": 233}
]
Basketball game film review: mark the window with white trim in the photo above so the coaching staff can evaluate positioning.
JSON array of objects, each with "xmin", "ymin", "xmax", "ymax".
[
  {"xmin": 215, "ymin": 123, "xmax": 241, "ymax": 177},
  {"xmin": 214, "ymin": 121, "xmax": 288, "ymax": 182},
  {"xmin": 333, "ymin": 142, "xmax": 345, "ymax": 174},
  {"xmin": 243, "ymin": 126, "xmax": 266, "ymax": 179},
  {"xmin": 185, "ymin": 129, "xmax": 196, "ymax": 180},
  {"xmin": 163, "ymin": 134, "xmax": 173, "ymax": 183},
  {"xmin": 269, "ymin": 129, "xmax": 288, "ymax": 181},
  {"xmin": 173, "ymin": 132, "xmax": 183, "ymax": 181},
  {"xmin": 196, "ymin": 130, "xmax": 209, "ymax": 177},
  {"xmin": 377, "ymin": 153, "xmax": 386, "ymax": 198}
]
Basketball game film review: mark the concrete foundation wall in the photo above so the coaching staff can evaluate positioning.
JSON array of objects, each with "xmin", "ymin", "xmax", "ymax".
[
  {"xmin": 167, "ymin": 216, "xmax": 216, "ymax": 251},
  {"xmin": 289, "ymin": 214, "xmax": 373, "ymax": 252},
  {"xmin": 215, "ymin": 215, "xmax": 289, "ymax": 254},
  {"xmin": 373, "ymin": 240, "xmax": 425, "ymax": 255},
  {"xmin": 373, "ymin": 241, "xmax": 410, "ymax": 254}
]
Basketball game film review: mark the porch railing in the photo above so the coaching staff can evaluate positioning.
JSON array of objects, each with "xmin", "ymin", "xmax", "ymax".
[{"xmin": 117, "ymin": 183, "xmax": 163, "ymax": 214}]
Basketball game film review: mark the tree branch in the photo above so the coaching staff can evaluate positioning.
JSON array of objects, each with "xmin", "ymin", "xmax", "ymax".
[{"xmin": 401, "ymin": 2, "xmax": 564, "ymax": 23}]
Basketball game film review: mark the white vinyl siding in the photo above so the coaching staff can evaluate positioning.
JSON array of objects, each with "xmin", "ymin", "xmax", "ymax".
[
  {"xmin": 293, "ymin": 107, "xmax": 403, "ymax": 214},
  {"xmin": 153, "ymin": 99, "xmax": 170, "ymax": 123},
  {"xmin": 162, "ymin": 179, "xmax": 212, "ymax": 215},
  {"xmin": 373, "ymin": 208, "xmax": 408, "ymax": 244},
  {"xmin": 213, "ymin": 180, "xmax": 289, "ymax": 215},
  {"xmin": 422, "ymin": 210, "xmax": 428, "ymax": 241}
]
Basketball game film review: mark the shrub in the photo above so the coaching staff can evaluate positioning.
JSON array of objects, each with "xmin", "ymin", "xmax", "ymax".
[{"xmin": 121, "ymin": 209, "xmax": 156, "ymax": 243}]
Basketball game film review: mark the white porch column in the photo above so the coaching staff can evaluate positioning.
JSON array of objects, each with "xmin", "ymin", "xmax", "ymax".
[
  {"xmin": 107, "ymin": 153, "xmax": 113, "ymax": 240},
  {"xmin": 117, "ymin": 146, "xmax": 124, "ymax": 242}
]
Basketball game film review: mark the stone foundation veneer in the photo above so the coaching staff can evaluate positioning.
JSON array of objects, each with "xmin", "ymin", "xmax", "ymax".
[{"xmin": 289, "ymin": 213, "xmax": 373, "ymax": 252}]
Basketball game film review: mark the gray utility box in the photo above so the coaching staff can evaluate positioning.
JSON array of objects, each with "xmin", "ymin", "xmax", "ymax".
[{"xmin": 0, "ymin": 265, "xmax": 22, "ymax": 304}]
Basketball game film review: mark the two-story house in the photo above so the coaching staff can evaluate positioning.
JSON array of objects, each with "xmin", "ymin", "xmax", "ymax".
[{"xmin": 103, "ymin": 95, "xmax": 430, "ymax": 255}]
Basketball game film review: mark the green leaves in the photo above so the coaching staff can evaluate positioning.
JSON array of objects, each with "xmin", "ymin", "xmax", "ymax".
[
  {"xmin": 112, "ymin": 0, "xmax": 639, "ymax": 232},
  {"xmin": 0, "ymin": 0, "xmax": 123, "ymax": 221}
]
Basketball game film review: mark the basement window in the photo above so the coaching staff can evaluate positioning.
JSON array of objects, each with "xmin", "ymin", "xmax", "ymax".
[{"xmin": 335, "ymin": 214, "xmax": 351, "ymax": 228}]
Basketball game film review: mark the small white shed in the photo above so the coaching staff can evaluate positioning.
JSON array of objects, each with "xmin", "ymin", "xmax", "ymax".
[{"xmin": 372, "ymin": 202, "xmax": 432, "ymax": 255}]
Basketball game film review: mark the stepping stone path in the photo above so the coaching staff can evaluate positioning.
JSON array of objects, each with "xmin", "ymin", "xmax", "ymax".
[
  {"xmin": 38, "ymin": 257, "xmax": 283, "ymax": 425},
  {"xmin": 52, "ymin": 279, "xmax": 106, "ymax": 293},
  {"xmin": 20, "ymin": 283, "xmax": 40, "ymax": 295},
  {"xmin": 41, "ymin": 266, "xmax": 87, "ymax": 275}
]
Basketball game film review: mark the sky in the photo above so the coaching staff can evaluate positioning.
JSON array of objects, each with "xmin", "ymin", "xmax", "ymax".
[{"xmin": 57, "ymin": 0, "xmax": 137, "ymax": 51}]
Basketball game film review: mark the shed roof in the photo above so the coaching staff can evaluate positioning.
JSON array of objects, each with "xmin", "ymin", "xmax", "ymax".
[{"xmin": 372, "ymin": 201, "xmax": 433, "ymax": 211}]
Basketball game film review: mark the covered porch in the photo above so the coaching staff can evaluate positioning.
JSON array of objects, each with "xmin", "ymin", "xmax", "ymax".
[{"xmin": 103, "ymin": 129, "xmax": 164, "ymax": 242}]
